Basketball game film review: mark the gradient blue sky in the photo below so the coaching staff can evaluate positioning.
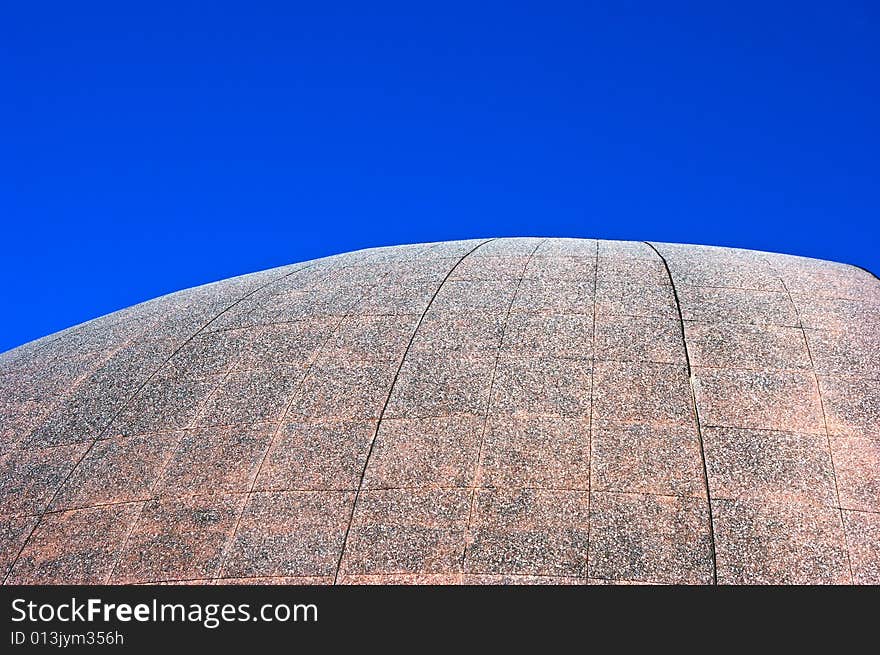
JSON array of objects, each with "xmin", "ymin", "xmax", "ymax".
[{"xmin": 3, "ymin": 2, "xmax": 878, "ymax": 353}]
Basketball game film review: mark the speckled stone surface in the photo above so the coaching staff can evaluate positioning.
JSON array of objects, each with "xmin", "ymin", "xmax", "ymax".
[{"xmin": 1, "ymin": 238, "xmax": 878, "ymax": 585}]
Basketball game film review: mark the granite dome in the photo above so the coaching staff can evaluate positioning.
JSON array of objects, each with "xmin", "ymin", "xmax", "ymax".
[{"xmin": 1, "ymin": 238, "xmax": 878, "ymax": 585}]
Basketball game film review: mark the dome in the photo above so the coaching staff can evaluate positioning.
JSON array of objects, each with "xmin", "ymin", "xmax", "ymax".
[{"xmin": 1, "ymin": 237, "xmax": 877, "ymax": 585}]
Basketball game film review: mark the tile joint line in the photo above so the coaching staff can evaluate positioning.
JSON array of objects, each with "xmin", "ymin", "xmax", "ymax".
[
  {"xmin": 644, "ymin": 241, "xmax": 718, "ymax": 585},
  {"xmin": 460, "ymin": 238, "xmax": 546, "ymax": 573},
  {"xmin": 332, "ymin": 238, "xmax": 497, "ymax": 585},
  {"xmin": 761, "ymin": 255, "xmax": 855, "ymax": 583}
]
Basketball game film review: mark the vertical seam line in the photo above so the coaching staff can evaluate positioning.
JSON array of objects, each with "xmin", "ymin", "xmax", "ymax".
[
  {"xmin": 762, "ymin": 256, "xmax": 855, "ymax": 583},
  {"xmin": 460, "ymin": 239, "xmax": 545, "ymax": 575},
  {"xmin": 645, "ymin": 241, "xmax": 718, "ymax": 585},
  {"xmin": 332, "ymin": 238, "xmax": 496, "ymax": 584}
]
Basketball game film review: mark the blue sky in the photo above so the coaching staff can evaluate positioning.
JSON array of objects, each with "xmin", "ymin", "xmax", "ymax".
[{"xmin": 3, "ymin": 2, "xmax": 878, "ymax": 352}]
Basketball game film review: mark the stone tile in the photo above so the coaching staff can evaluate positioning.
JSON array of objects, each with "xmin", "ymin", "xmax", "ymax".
[
  {"xmin": 712, "ymin": 498, "xmax": 851, "ymax": 584},
  {"xmin": 591, "ymin": 423, "xmax": 705, "ymax": 497},
  {"xmin": 112, "ymin": 495, "xmax": 243, "ymax": 583},
  {"xmin": 275, "ymin": 285, "xmax": 370, "ymax": 319},
  {"xmin": 278, "ymin": 263, "xmax": 339, "ymax": 289},
  {"xmin": 0, "ymin": 369, "xmax": 44, "ymax": 404},
  {"xmin": 216, "ymin": 575, "xmax": 334, "ymax": 585},
  {"xmin": 292, "ymin": 358, "xmax": 398, "ymax": 419},
  {"xmin": 236, "ymin": 322, "xmax": 329, "ymax": 369},
  {"xmin": 51, "ymin": 432, "xmax": 180, "ymax": 510},
  {"xmin": 8, "ymin": 504, "xmax": 141, "ymax": 584},
  {"xmin": 422, "ymin": 239, "xmax": 490, "ymax": 258},
  {"xmin": 793, "ymin": 295, "xmax": 880, "ymax": 331},
  {"xmin": 479, "ymin": 416, "xmax": 590, "ymax": 489},
  {"xmin": 596, "ymin": 259, "xmax": 669, "ymax": 288},
  {"xmin": 830, "ymin": 437, "xmax": 880, "ymax": 512},
  {"xmin": 136, "ymin": 577, "xmax": 212, "ymax": 584},
  {"xmin": 1, "ymin": 398, "xmax": 48, "ymax": 452},
  {"xmin": 533, "ymin": 238, "xmax": 597, "ymax": 257},
  {"xmin": 676, "ymin": 287, "xmax": 799, "ymax": 326},
  {"xmin": 339, "ymin": 573, "xmax": 461, "ymax": 585},
  {"xmin": 353, "ymin": 282, "xmax": 435, "ymax": 315},
  {"xmin": 587, "ymin": 577, "xmax": 665, "ymax": 585},
  {"xmin": 523, "ymin": 256, "xmax": 594, "ymax": 280},
  {"xmin": 326, "ymin": 314, "xmax": 419, "ymax": 360},
  {"xmin": 69, "ymin": 312, "xmax": 153, "ymax": 347},
  {"xmin": 780, "ymin": 264, "xmax": 878, "ymax": 301},
  {"xmin": 315, "ymin": 263, "xmax": 388, "ymax": 287},
  {"xmin": 363, "ymin": 417, "xmax": 482, "ymax": 489},
  {"xmin": 382, "ymin": 258, "xmax": 459, "ymax": 284},
  {"xmin": 805, "ymin": 329, "xmax": 880, "ymax": 378},
  {"xmin": 656, "ymin": 243, "xmax": 770, "ymax": 267},
  {"xmin": 0, "ymin": 367, "xmax": 54, "ymax": 404},
  {"xmin": 341, "ymin": 489, "xmax": 470, "ymax": 575},
  {"xmin": 587, "ymin": 492, "xmax": 713, "ymax": 584},
  {"xmin": 410, "ymin": 311, "xmax": 506, "ymax": 354},
  {"xmin": 595, "ymin": 283, "xmax": 677, "ymax": 318},
  {"xmin": 465, "ymin": 489, "xmax": 590, "ymax": 577},
  {"xmin": 511, "ymin": 279, "xmax": 594, "ymax": 314},
  {"xmin": 448, "ymin": 255, "xmax": 530, "ymax": 280},
  {"xmin": 0, "ymin": 443, "xmax": 89, "ymax": 515},
  {"xmin": 94, "ymin": 337, "xmax": 180, "ymax": 379},
  {"xmin": 24, "ymin": 399, "xmax": 101, "ymax": 449},
  {"xmin": 331, "ymin": 246, "xmax": 400, "ymax": 265},
  {"xmin": 353, "ymin": 241, "xmax": 435, "ymax": 262},
  {"xmin": 222, "ymin": 491, "xmax": 354, "ymax": 578},
  {"xmin": 204, "ymin": 302, "xmax": 260, "ymax": 332},
  {"xmin": 491, "ymin": 357, "xmax": 591, "ymax": 417},
  {"xmin": 199, "ymin": 365, "xmax": 304, "ymax": 426},
  {"xmin": 108, "ymin": 373, "xmax": 224, "ymax": 437},
  {"xmin": 595, "ymin": 316, "xmax": 685, "ymax": 364},
  {"xmin": 432, "ymin": 280, "xmax": 519, "ymax": 313},
  {"xmin": 385, "ymin": 354, "xmax": 495, "ymax": 418},
  {"xmin": 703, "ymin": 427, "xmax": 836, "ymax": 505},
  {"xmin": 168, "ymin": 329, "xmax": 250, "ymax": 376},
  {"xmin": 462, "ymin": 574, "xmax": 589, "ymax": 585},
  {"xmin": 155, "ymin": 287, "xmax": 248, "ymax": 332},
  {"xmin": 819, "ymin": 376, "xmax": 880, "ymax": 439},
  {"xmin": 245, "ymin": 290, "xmax": 333, "ymax": 324},
  {"xmin": 592, "ymin": 362, "xmax": 692, "ymax": 427},
  {"xmin": 256, "ymin": 419, "xmax": 376, "ymax": 491},
  {"xmin": 666, "ymin": 258, "xmax": 784, "ymax": 291},
  {"xmin": 2, "ymin": 349, "xmax": 105, "ymax": 400},
  {"xmin": 474, "ymin": 237, "xmax": 544, "ymax": 256},
  {"xmin": 503, "ymin": 312, "xmax": 593, "ymax": 360},
  {"xmin": 0, "ymin": 341, "xmax": 52, "ymax": 375},
  {"xmin": 0, "ymin": 515, "xmax": 39, "ymax": 579},
  {"xmin": 842, "ymin": 510, "xmax": 880, "ymax": 585},
  {"xmin": 158, "ymin": 424, "xmax": 274, "ymax": 496},
  {"xmin": 24, "ymin": 342, "xmax": 178, "ymax": 447},
  {"xmin": 597, "ymin": 240, "xmax": 655, "ymax": 260},
  {"xmin": 91, "ymin": 338, "xmax": 180, "ymax": 389},
  {"xmin": 685, "ymin": 322, "xmax": 810, "ymax": 371},
  {"xmin": 693, "ymin": 368, "xmax": 824, "ymax": 434}
]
